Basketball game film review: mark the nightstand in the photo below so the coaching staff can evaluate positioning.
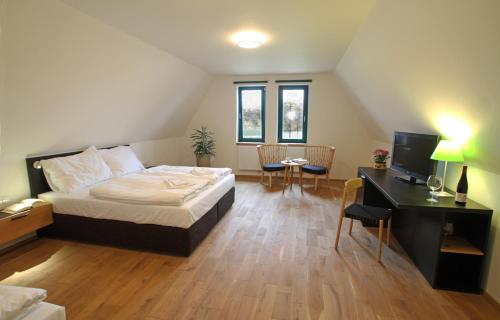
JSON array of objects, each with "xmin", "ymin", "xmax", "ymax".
[{"xmin": 0, "ymin": 203, "xmax": 53, "ymax": 245}]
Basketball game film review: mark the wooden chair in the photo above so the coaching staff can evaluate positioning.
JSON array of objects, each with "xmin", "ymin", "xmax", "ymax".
[
  {"xmin": 334, "ymin": 178, "xmax": 392, "ymax": 262},
  {"xmin": 257, "ymin": 144, "xmax": 288, "ymax": 188},
  {"xmin": 300, "ymin": 145, "xmax": 336, "ymax": 191}
]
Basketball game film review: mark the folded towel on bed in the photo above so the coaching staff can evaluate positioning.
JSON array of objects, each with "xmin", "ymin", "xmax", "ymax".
[
  {"xmin": 144, "ymin": 166, "xmax": 232, "ymax": 184},
  {"xmin": 191, "ymin": 167, "xmax": 214, "ymax": 176},
  {"xmin": 163, "ymin": 177, "xmax": 196, "ymax": 189}
]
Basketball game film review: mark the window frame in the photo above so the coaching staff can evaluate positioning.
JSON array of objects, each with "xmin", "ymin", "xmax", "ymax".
[
  {"xmin": 237, "ymin": 86, "xmax": 266, "ymax": 143},
  {"xmin": 277, "ymin": 84, "xmax": 309, "ymax": 143}
]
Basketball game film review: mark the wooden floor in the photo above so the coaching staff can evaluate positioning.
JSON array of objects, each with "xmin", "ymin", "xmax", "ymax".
[{"xmin": 1, "ymin": 180, "xmax": 499, "ymax": 319}]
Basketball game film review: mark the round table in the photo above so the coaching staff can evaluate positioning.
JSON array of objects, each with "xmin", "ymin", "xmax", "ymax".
[{"xmin": 281, "ymin": 160, "xmax": 308, "ymax": 194}]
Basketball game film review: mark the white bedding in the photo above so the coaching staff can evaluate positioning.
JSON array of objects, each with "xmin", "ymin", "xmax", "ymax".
[
  {"xmin": 0, "ymin": 285, "xmax": 65, "ymax": 320},
  {"xmin": 89, "ymin": 173, "xmax": 209, "ymax": 206},
  {"xmin": 88, "ymin": 166, "xmax": 231, "ymax": 206},
  {"xmin": 17, "ymin": 302, "xmax": 66, "ymax": 320},
  {"xmin": 145, "ymin": 165, "xmax": 232, "ymax": 184},
  {"xmin": 39, "ymin": 174, "xmax": 235, "ymax": 228}
]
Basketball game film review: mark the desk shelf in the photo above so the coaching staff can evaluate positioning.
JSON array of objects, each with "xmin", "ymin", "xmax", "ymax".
[
  {"xmin": 440, "ymin": 236, "xmax": 484, "ymax": 256},
  {"xmin": 358, "ymin": 167, "xmax": 493, "ymax": 293}
]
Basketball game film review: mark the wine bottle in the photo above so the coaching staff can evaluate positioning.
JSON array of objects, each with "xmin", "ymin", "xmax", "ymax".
[{"xmin": 455, "ymin": 166, "xmax": 468, "ymax": 205}]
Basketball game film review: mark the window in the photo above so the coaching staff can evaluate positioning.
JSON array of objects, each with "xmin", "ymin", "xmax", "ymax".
[
  {"xmin": 237, "ymin": 86, "xmax": 266, "ymax": 142},
  {"xmin": 278, "ymin": 85, "xmax": 308, "ymax": 143}
]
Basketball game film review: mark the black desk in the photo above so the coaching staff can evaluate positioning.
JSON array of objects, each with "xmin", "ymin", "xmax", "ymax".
[{"xmin": 358, "ymin": 167, "xmax": 492, "ymax": 293}]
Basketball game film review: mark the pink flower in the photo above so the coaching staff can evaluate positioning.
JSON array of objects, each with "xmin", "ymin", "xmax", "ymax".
[{"xmin": 373, "ymin": 149, "xmax": 390, "ymax": 163}]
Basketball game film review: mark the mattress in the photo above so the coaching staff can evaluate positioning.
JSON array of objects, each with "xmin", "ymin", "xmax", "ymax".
[
  {"xmin": 18, "ymin": 302, "xmax": 66, "ymax": 320},
  {"xmin": 39, "ymin": 174, "xmax": 235, "ymax": 229}
]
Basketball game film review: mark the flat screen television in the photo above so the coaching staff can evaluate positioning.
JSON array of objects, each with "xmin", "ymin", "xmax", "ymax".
[{"xmin": 391, "ymin": 131, "xmax": 440, "ymax": 183}]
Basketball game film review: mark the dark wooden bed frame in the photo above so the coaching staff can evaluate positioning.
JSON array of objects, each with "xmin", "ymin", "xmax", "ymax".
[{"xmin": 25, "ymin": 147, "xmax": 235, "ymax": 257}]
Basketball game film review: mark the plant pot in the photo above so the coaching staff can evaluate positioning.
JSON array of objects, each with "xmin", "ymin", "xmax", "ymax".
[
  {"xmin": 373, "ymin": 162, "xmax": 387, "ymax": 170},
  {"xmin": 196, "ymin": 154, "xmax": 212, "ymax": 167}
]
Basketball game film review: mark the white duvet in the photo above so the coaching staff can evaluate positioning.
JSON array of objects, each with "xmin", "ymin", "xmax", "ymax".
[
  {"xmin": 89, "ymin": 166, "xmax": 232, "ymax": 206},
  {"xmin": 144, "ymin": 165, "xmax": 232, "ymax": 184},
  {"xmin": 0, "ymin": 284, "xmax": 47, "ymax": 320}
]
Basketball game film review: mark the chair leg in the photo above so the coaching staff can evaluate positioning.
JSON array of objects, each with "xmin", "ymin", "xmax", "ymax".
[
  {"xmin": 326, "ymin": 173, "xmax": 331, "ymax": 189},
  {"xmin": 260, "ymin": 171, "xmax": 264, "ymax": 185},
  {"xmin": 269, "ymin": 173, "xmax": 272, "ymax": 189},
  {"xmin": 314, "ymin": 176, "xmax": 319, "ymax": 191},
  {"xmin": 387, "ymin": 216, "xmax": 392, "ymax": 246},
  {"xmin": 300, "ymin": 168, "xmax": 304, "ymax": 194},
  {"xmin": 348, "ymin": 218, "xmax": 354, "ymax": 235},
  {"xmin": 282, "ymin": 166, "xmax": 288, "ymax": 194},
  {"xmin": 335, "ymin": 215, "xmax": 344, "ymax": 249},
  {"xmin": 377, "ymin": 219, "xmax": 384, "ymax": 262}
]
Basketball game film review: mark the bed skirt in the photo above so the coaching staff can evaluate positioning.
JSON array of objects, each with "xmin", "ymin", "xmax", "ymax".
[{"xmin": 38, "ymin": 187, "xmax": 235, "ymax": 256}]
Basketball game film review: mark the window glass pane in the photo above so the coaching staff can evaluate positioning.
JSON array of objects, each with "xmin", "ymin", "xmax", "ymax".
[
  {"xmin": 281, "ymin": 89, "xmax": 304, "ymax": 140},
  {"xmin": 241, "ymin": 89, "xmax": 262, "ymax": 139}
]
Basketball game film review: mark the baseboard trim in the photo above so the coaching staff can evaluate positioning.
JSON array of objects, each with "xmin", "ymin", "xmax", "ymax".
[{"xmin": 484, "ymin": 292, "xmax": 500, "ymax": 313}]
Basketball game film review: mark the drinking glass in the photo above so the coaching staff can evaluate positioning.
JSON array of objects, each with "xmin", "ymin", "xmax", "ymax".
[{"xmin": 426, "ymin": 175, "xmax": 443, "ymax": 202}]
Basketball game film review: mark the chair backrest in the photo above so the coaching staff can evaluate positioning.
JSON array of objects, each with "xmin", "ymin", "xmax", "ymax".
[
  {"xmin": 257, "ymin": 144, "xmax": 288, "ymax": 168},
  {"xmin": 340, "ymin": 178, "xmax": 363, "ymax": 216},
  {"xmin": 304, "ymin": 145, "xmax": 336, "ymax": 170}
]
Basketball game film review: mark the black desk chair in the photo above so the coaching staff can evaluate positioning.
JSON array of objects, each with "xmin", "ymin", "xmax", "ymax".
[{"xmin": 334, "ymin": 178, "xmax": 392, "ymax": 262}]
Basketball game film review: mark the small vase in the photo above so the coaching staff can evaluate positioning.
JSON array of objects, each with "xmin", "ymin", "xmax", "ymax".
[{"xmin": 374, "ymin": 162, "xmax": 386, "ymax": 170}]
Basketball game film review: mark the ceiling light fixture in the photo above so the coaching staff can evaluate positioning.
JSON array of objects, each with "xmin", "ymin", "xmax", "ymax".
[{"xmin": 232, "ymin": 31, "xmax": 267, "ymax": 49}]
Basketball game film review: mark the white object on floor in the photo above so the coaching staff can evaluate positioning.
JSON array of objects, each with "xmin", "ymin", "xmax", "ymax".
[{"xmin": 39, "ymin": 174, "xmax": 235, "ymax": 228}]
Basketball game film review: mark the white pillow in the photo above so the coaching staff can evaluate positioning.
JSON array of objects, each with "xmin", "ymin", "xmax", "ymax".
[
  {"xmin": 41, "ymin": 146, "xmax": 112, "ymax": 193},
  {"xmin": 99, "ymin": 146, "xmax": 145, "ymax": 177},
  {"xmin": 0, "ymin": 284, "xmax": 47, "ymax": 320}
]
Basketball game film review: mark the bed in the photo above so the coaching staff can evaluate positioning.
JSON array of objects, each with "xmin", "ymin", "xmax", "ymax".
[
  {"xmin": 17, "ymin": 302, "xmax": 66, "ymax": 320},
  {"xmin": 25, "ymin": 148, "xmax": 235, "ymax": 256},
  {"xmin": 0, "ymin": 285, "xmax": 66, "ymax": 320}
]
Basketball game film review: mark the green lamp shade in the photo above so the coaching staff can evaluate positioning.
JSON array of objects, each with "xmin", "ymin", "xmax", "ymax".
[{"xmin": 430, "ymin": 140, "xmax": 464, "ymax": 162}]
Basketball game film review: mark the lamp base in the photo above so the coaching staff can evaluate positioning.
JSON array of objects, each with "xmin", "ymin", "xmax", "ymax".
[{"xmin": 431, "ymin": 191, "xmax": 454, "ymax": 197}]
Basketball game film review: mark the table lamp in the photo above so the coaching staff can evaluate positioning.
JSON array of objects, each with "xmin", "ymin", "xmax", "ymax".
[{"xmin": 430, "ymin": 140, "xmax": 464, "ymax": 197}]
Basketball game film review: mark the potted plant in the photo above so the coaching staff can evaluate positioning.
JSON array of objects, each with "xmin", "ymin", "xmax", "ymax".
[
  {"xmin": 373, "ymin": 149, "xmax": 390, "ymax": 169},
  {"xmin": 190, "ymin": 126, "xmax": 216, "ymax": 167}
]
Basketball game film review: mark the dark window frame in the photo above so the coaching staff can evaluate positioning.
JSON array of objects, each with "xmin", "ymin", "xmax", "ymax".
[
  {"xmin": 277, "ymin": 85, "xmax": 309, "ymax": 143},
  {"xmin": 237, "ymin": 86, "xmax": 266, "ymax": 143}
]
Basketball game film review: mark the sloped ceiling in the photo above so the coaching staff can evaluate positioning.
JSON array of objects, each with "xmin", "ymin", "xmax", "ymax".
[
  {"xmin": 62, "ymin": 0, "xmax": 373, "ymax": 75},
  {"xmin": 0, "ymin": 0, "xmax": 211, "ymax": 198},
  {"xmin": 336, "ymin": 0, "xmax": 500, "ymax": 174},
  {"xmin": 2, "ymin": 0, "xmax": 211, "ymax": 151}
]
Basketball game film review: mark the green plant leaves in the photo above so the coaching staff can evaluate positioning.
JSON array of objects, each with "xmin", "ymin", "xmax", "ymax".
[{"xmin": 190, "ymin": 126, "xmax": 216, "ymax": 156}]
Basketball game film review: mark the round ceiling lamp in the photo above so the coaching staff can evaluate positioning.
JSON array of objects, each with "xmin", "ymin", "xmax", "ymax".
[{"xmin": 232, "ymin": 31, "xmax": 267, "ymax": 49}]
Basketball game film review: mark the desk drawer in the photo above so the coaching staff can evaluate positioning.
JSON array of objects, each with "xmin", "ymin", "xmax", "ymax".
[{"xmin": 0, "ymin": 204, "xmax": 53, "ymax": 245}]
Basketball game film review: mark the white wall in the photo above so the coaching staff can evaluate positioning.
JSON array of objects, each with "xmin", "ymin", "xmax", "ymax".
[
  {"xmin": 0, "ymin": 0, "xmax": 211, "ymax": 203},
  {"xmin": 131, "ymin": 137, "xmax": 186, "ymax": 168},
  {"xmin": 336, "ymin": 0, "xmax": 500, "ymax": 301},
  {"xmin": 184, "ymin": 72, "xmax": 374, "ymax": 179}
]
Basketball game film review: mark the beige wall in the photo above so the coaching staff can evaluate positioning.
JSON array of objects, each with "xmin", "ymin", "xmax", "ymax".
[
  {"xmin": 184, "ymin": 72, "xmax": 374, "ymax": 179},
  {"xmin": 336, "ymin": 0, "xmax": 500, "ymax": 300},
  {"xmin": 0, "ymin": 0, "xmax": 211, "ymax": 203}
]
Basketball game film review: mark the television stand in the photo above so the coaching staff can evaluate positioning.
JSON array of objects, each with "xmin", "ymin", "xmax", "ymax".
[{"xmin": 394, "ymin": 175, "xmax": 426, "ymax": 185}]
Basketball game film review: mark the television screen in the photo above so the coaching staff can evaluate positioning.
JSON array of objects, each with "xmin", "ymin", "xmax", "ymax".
[{"xmin": 391, "ymin": 132, "xmax": 440, "ymax": 181}]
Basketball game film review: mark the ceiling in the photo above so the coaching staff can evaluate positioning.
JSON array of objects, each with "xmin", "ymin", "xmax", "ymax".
[{"xmin": 62, "ymin": 0, "xmax": 373, "ymax": 75}]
